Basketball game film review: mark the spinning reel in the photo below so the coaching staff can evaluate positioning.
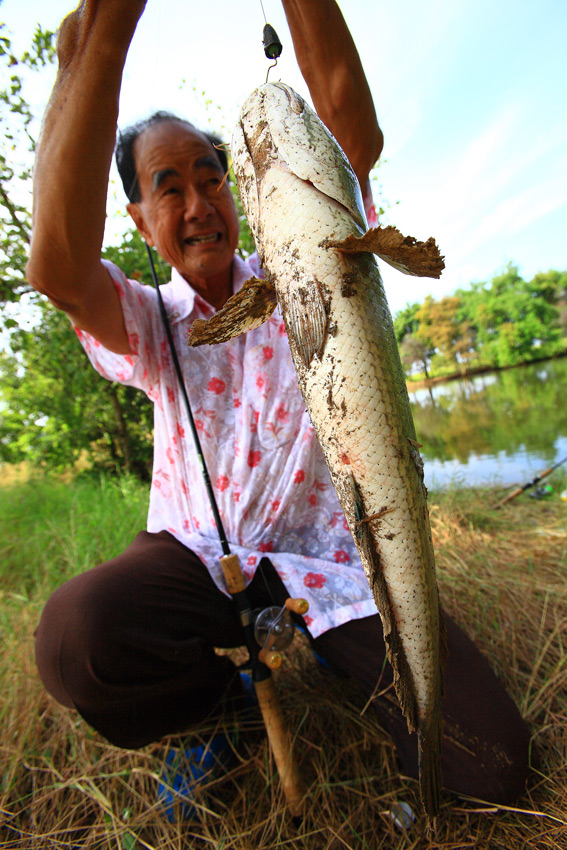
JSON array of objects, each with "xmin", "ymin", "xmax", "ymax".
[{"xmin": 254, "ymin": 597, "xmax": 309, "ymax": 669}]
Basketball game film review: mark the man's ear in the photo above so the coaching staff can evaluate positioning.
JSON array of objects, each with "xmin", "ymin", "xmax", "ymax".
[{"xmin": 127, "ymin": 203, "xmax": 154, "ymax": 247}]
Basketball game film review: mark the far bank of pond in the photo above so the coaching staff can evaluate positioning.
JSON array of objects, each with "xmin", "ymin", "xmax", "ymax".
[{"xmin": 408, "ymin": 357, "xmax": 567, "ymax": 491}]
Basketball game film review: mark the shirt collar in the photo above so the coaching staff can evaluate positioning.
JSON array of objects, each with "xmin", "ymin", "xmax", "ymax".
[{"xmin": 162, "ymin": 254, "xmax": 257, "ymax": 324}]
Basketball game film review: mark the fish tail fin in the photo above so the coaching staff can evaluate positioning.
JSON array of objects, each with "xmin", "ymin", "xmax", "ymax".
[
  {"xmin": 419, "ymin": 604, "xmax": 447, "ymax": 822},
  {"xmin": 418, "ymin": 709, "xmax": 443, "ymax": 822}
]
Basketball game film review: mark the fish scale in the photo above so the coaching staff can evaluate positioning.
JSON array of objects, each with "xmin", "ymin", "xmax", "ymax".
[{"xmin": 188, "ymin": 82, "xmax": 446, "ymax": 822}]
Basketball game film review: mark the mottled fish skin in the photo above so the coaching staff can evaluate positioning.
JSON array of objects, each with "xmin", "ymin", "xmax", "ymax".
[{"xmin": 232, "ymin": 83, "xmax": 445, "ymax": 820}]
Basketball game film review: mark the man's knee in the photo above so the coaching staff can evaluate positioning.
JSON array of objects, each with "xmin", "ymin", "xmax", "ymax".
[{"xmin": 35, "ymin": 567, "xmax": 128, "ymax": 710}]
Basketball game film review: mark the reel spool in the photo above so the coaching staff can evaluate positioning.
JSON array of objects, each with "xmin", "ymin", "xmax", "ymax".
[{"xmin": 254, "ymin": 597, "xmax": 308, "ymax": 669}]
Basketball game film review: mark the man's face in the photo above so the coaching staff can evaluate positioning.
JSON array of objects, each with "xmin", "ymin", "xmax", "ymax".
[{"xmin": 128, "ymin": 120, "xmax": 239, "ymax": 299}]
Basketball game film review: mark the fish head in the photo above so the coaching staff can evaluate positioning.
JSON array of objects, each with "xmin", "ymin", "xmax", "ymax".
[{"xmin": 232, "ymin": 83, "xmax": 367, "ymax": 235}]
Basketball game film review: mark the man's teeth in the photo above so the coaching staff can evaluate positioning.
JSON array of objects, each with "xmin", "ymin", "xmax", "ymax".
[{"xmin": 186, "ymin": 234, "xmax": 219, "ymax": 245}]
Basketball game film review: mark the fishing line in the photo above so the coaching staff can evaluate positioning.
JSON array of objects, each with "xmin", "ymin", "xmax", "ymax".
[{"xmin": 145, "ymin": 242, "xmax": 231, "ymax": 556}]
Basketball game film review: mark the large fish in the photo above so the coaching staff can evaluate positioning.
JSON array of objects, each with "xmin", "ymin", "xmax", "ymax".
[{"xmin": 188, "ymin": 83, "xmax": 446, "ymax": 819}]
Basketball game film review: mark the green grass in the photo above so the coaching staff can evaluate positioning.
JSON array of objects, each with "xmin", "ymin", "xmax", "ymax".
[
  {"xmin": 0, "ymin": 470, "xmax": 566, "ymax": 848},
  {"xmin": 0, "ymin": 473, "xmax": 149, "ymax": 602}
]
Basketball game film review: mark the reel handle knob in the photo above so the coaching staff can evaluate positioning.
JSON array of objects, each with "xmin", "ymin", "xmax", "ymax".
[
  {"xmin": 285, "ymin": 597, "xmax": 309, "ymax": 615},
  {"xmin": 259, "ymin": 648, "xmax": 283, "ymax": 669}
]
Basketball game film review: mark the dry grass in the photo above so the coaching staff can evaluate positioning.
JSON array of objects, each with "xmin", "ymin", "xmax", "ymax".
[{"xmin": 1, "ymin": 485, "xmax": 566, "ymax": 849}]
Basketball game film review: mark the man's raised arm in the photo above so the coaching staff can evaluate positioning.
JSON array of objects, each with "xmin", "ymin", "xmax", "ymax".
[
  {"xmin": 282, "ymin": 0, "xmax": 383, "ymax": 197},
  {"xmin": 26, "ymin": 0, "xmax": 146, "ymax": 353}
]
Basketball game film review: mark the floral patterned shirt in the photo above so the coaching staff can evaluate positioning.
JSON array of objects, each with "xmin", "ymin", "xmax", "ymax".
[{"xmin": 76, "ymin": 198, "xmax": 380, "ymax": 638}]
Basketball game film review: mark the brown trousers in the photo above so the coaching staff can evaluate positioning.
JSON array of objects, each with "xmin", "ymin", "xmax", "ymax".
[{"xmin": 35, "ymin": 531, "xmax": 530, "ymax": 804}]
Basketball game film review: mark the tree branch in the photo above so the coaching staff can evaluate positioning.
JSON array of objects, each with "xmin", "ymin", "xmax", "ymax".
[{"xmin": 0, "ymin": 180, "xmax": 30, "ymax": 244}]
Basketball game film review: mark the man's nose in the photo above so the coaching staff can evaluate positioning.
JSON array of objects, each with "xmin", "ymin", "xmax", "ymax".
[{"xmin": 183, "ymin": 188, "xmax": 214, "ymax": 220}]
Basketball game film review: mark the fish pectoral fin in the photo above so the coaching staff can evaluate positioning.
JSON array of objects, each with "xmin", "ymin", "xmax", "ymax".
[
  {"xmin": 285, "ymin": 282, "xmax": 327, "ymax": 367},
  {"xmin": 326, "ymin": 225, "xmax": 445, "ymax": 279},
  {"xmin": 187, "ymin": 277, "xmax": 277, "ymax": 347}
]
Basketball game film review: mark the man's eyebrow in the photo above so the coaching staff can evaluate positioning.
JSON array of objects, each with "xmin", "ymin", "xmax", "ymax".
[
  {"xmin": 194, "ymin": 155, "xmax": 223, "ymax": 172},
  {"xmin": 152, "ymin": 168, "xmax": 180, "ymax": 191}
]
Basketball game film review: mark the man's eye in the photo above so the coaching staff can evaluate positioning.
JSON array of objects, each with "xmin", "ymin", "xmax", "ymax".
[{"xmin": 162, "ymin": 186, "xmax": 179, "ymax": 197}]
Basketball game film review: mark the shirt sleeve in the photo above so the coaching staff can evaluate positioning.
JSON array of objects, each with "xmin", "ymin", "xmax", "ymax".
[
  {"xmin": 363, "ymin": 184, "xmax": 379, "ymax": 228},
  {"xmin": 74, "ymin": 259, "xmax": 162, "ymax": 393}
]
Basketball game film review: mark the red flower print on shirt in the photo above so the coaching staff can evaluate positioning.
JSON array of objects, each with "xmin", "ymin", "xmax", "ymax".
[
  {"xmin": 308, "ymin": 494, "xmax": 317, "ymax": 507},
  {"xmin": 294, "ymin": 469, "xmax": 305, "ymax": 484},
  {"xmin": 248, "ymin": 450, "xmax": 261, "ymax": 468},
  {"xmin": 303, "ymin": 615, "xmax": 313, "ymax": 627},
  {"xmin": 216, "ymin": 475, "xmax": 230, "ymax": 492},
  {"xmin": 208, "ymin": 377, "xmax": 226, "ymax": 394},
  {"xmin": 167, "ymin": 386, "xmax": 175, "ymax": 403},
  {"xmin": 333, "ymin": 550, "xmax": 351, "ymax": 564},
  {"xmin": 259, "ymin": 541, "xmax": 273, "ymax": 552},
  {"xmin": 304, "ymin": 572, "xmax": 326, "ymax": 589},
  {"xmin": 176, "ymin": 421, "xmax": 185, "ymax": 438},
  {"xmin": 271, "ymin": 499, "xmax": 280, "ymax": 511},
  {"xmin": 263, "ymin": 346, "xmax": 274, "ymax": 360},
  {"xmin": 256, "ymin": 374, "xmax": 265, "ymax": 391},
  {"xmin": 247, "ymin": 555, "xmax": 258, "ymax": 566}
]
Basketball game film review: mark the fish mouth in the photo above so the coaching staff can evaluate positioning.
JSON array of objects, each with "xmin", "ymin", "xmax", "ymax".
[{"xmin": 184, "ymin": 233, "xmax": 222, "ymax": 247}]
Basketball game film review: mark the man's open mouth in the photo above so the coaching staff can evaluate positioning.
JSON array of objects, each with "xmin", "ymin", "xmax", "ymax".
[{"xmin": 185, "ymin": 233, "xmax": 222, "ymax": 246}]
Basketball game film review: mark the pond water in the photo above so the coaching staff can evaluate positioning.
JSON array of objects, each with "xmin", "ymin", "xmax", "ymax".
[{"xmin": 408, "ymin": 357, "xmax": 567, "ymax": 491}]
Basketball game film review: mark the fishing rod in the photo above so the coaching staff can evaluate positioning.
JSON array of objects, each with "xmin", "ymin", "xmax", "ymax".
[
  {"xmin": 145, "ymin": 243, "xmax": 306, "ymax": 814},
  {"xmin": 493, "ymin": 454, "xmax": 567, "ymax": 509}
]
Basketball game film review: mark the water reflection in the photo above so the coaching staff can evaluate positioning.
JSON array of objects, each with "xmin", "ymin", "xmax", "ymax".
[{"xmin": 409, "ymin": 357, "xmax": 567, "ymax": 489}]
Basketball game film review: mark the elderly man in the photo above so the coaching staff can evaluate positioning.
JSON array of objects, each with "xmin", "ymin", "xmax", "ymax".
[{"xmin": 28, "ymin": 0, "xmax": 529, "ymax": 811}]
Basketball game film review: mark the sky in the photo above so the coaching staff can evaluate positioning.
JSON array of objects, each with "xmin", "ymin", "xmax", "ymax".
[{"xmin": 2, "ymin": 0, "xmax": 566, "ymax": 315}]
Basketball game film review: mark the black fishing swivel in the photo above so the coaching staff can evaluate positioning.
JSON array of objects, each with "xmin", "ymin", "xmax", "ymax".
[{"xmin": 262, "ymin": 22, "xmax": 282, "ymax": 82}]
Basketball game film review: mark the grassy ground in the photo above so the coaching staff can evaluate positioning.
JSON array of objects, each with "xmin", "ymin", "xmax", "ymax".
[{"xmin": 0, "ymin": 471, "xmax": 566, "ymax": 849}]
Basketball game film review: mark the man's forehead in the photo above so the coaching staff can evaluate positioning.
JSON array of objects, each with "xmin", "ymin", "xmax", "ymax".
[{"xmin": 134, "ymin": 120, "xmax": 219, "ymax": 175}]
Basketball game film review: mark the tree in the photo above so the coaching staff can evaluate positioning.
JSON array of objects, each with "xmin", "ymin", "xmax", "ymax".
[
  {"xmin": 0, "ymin": 24, "xmax": 56, "ymax": 305},
  {"xmin": 415, "ymin": 294, "xmax": 475, "ymax": 373},
  {"xmin": 400, "ymin": 333, "xmax": 434, "ymax": 380},
  {"xmin": 0, "ymin": 265, "xmax": 154, "ymax": 480},
  {"xmin": 464, "ymin": 265, "xmax": 562, "ymax": 368},
  {"xmin": 393, "ymin": 301, "xmax": 421, "ymax": 346}
]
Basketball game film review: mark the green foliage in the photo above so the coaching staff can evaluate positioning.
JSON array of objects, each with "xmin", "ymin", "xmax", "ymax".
[
  {"xmin": 464, "ymin": 265, "xmax": 563, "ymax": 368},
  {"xmin": 400, "ymin": 333, "xmax": 434, "ymax": 379},
  {"xmin": 0, "ymin": 24, "xmax": 56, "ymax": 303},
  {"xmin": 393, "ymin": 301, "xmax": 421, "ymax": 345},
  {"xmin": 395, "ymin": 264, "xmax": 567, "ymax": 379},
  {"xmin": 0, "ymin": 474, "xmax": 148, "ymax": 598},
  {"xmin": 0, "ymin": 297, "xmax": 153, "ymax": 479},
  {"xmin": 231, "ymin": 178, "xmax": 256, "ymax": 258}
]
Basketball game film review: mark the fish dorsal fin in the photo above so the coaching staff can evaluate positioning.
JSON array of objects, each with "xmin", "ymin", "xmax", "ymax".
[
  {"xmin": 187, "ymin": 277, "xmax": 277, "ymax": 347},
  {"xmin": 263, "ymin": 83, "xmax": 367, "ymax": 231},
  {"xmin": 326, "ymin": 225, "xmax": 445, "ymax": 279}
]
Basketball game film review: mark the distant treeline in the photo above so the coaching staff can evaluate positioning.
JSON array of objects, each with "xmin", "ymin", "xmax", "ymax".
[{"xmin": 393, "ymin": 265, "xmax": 567, "ymax": 380}]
